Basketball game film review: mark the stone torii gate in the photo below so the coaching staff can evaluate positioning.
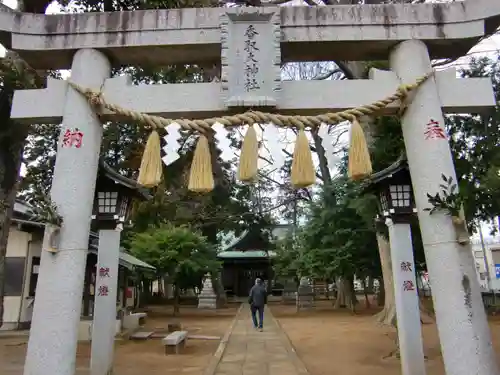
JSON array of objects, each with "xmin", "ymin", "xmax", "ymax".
[{"xmin": 1, "ymin": 2, "xmax": 500, "ymax": 375}]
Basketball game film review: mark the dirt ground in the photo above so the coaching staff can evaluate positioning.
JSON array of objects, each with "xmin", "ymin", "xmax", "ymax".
[
  {"xmin": 0, "ymin": 304, "xmax": 238, "ymax": 375},
  {"xmin": 271, "ymin": 300, "xmax": 500, "ymax": 375}
]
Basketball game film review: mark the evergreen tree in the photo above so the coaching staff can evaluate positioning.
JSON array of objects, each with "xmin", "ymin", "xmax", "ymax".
[
  {"xmin": 446, "ymin": 56, "xmax": 500, "ymax": 233},
  {"xmin": 128, "ymin": 224, "xmax": 220, "ymax": 314}
]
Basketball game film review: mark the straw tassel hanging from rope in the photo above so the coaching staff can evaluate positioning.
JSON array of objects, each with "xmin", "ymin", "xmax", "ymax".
[
  {"xmin": 347, "ymin": 118, "xmax": 372, "ymax": 181},
  {"xmin": 291, "ymin": 128, "xmax": 315, "ymax": 188},
  {"xmin": 188, "ymin": 135, "xmax": 214, "ymax": 193},
  {"xmin": 238, "ymin": 124, "xmax": 259, "ymax": 182},
  {"xmin": 137, "ymin": 130, "xmax": 163, "ymax": 187}
]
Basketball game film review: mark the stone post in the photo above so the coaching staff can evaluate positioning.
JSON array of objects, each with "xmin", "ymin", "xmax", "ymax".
[
  {"xmin": 23, "ymin": 49, "xmax": 111, "ymax": 375},
  {"xmin": 385, "ymin": 219, "xmax": 425, "ymax": 375},
  {"xmin": 91, "ymin": 228, "xmax": 122, "ymax": 375},
  {"xmin": 198, "ymin": 274, "xmax": 217, "ymax": 309},
  {"xmin": 296, "ymin": 277, "xmax": 314, "ymax": 311},
  {"xmin": 390, "ymin": 40, "xmax": 498, "ymax": 375}
]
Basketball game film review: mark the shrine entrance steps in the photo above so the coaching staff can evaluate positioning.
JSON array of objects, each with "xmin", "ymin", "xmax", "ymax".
[{"xmin": 211, "ymin": 304, "xmax": 309, "ymax": 375}]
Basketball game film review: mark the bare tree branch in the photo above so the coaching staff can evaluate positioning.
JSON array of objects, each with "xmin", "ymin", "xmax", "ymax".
[
  {"xmin": 334, "ymin": 61, "xmax": 356, "ymax": 80},
  {"xmin": 313, "ymin": 68, "xmax": 343, "ymax": 81}
]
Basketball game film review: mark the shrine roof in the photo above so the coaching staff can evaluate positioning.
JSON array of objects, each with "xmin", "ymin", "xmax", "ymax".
[
  {"xmin": 1, "ymin": 1, "xmax": 499, "ymax": 69},
  {"xmin": 223, "ymin": 228, "xmax": 274, "ymax": 253},
  {"xmin": 13, "ymin": 199, "xmax": 34, "ymax": 218},
  {"xmin": 219, "ymin": 224, "xmax": 291, "ymax": 253},
  {"xmin": 11, "ymin": 200, "xmax": 47, "ymax": 230},
  {"xmin": 98, "ymin": 159, "xmax": 152, "ymax": 201},
  {"xmin": 368, "ymin": 154, "xmax": 409, "ymax": 185}
]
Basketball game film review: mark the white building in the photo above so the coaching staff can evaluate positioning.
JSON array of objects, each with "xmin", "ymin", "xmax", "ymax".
[
  {"xmin": 2, "ymin": 200, "xmax": 43, "ymax": 330},
  {"xmin": 2, "ymin": 200, "xmax": 155, "ymax": 334},
  {"xmin": 471, "ymin": 236, "xmax": 500, "ymax": 291}
]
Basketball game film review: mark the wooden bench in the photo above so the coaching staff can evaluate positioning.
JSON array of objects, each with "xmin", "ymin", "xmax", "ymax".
[
  {"xmin": 162, "ymin": 331, "xmax": 188, "ymax": 354},
  {"xmin": 122, "ymin": 312, "xmax": 147, "ymax": 331}
]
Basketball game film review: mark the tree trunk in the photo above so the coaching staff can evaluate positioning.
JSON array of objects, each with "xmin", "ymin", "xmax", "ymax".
[
  {"xmin": 418, "ymin": 286, "xmax": 435, "ymax": 324},
  {"xmin": 311, "ymin": 128, "xmax": 332, "ymax": 183},
  {"xmin": 135, "ymin": 283, "xmax": 141, "ymax": 309},
  {"xmin": 345, "ymin": 276, "xmax": 357, "ymax": 312},
  {"xmin": 334, "ymin": 276, "xmax": 357, "ymax": 311},
  {"xmin": 363, "ymin": 278, "xmax": 371, "ymax": 309},
  {"xmin": 0, "ymin": 82, "xmax": 29, "ymax": 327},
  {"xmin": 173, "ymin": 285, "xmax": 180, "ymax": 316},
  {"xmin": 157, "ymin": 276, "xmax": 164, "ymax": 296},
  {"xmin": 377, "ymin": 277, "xmax": 385, "ymax": 306},
  {"xmin": 374, "ymin": 233, "xmax": 397, "ymax": 326},
  {"xmin": 142, "ymin": 278, "xmax": 152, "ymax": 306},
  {"xmin": 367, "ymin": 276, "xmax": 374, "ymax": 293},
  {"xmin": 334, "ymin": 59, "xmax": 397, "ymax": 321},
  {"xmin": 212, "ymin": 272, "xmax": 227, "ymax": 307},
  {"xmin": 334, "ymin": 277, "xmax": 346, "ymax": 308}
]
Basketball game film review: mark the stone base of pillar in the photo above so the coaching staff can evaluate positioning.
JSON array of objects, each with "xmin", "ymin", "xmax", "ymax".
[
  {"xmin": 296, "ymin": 278, "xmax": 314, "ymax": 311},
  {"xmin": 282, "ymin": 281, "xmax": 298, "ymax": 305},
  {"xmin": 198, "ymin": 275, "xmax": 217, "ymax": 309}
]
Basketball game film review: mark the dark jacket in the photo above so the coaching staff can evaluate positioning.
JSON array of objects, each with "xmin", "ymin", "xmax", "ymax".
[{"xmin": 248, "ymin": 284, "xmax": 267, "ymax": 307}]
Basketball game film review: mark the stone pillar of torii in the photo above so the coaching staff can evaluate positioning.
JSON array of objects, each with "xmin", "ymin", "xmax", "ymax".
[{"xmin": 1, "ymin": 2, "xmax": 500, "ymax": 375}]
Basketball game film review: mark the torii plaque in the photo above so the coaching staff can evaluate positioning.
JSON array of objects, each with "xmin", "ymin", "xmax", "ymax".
[{"xmin": 220, "ymin": 8, "xmax": 281, "ymax": 107}]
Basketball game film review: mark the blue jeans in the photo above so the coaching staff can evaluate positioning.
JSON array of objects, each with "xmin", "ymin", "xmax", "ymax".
[{"xmin": 251, "ymin": 305, "xmax": 264, "ymax": 328}]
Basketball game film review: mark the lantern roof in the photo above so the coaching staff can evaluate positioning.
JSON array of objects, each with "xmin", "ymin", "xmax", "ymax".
[
  {"xmin": 364, "ymin": 154, "xmax": 416, "ymax": 222},
  {"xmin": 97, "ymin": 159, "xmax": 152, "ymax": 201},
  {"xmin": 366, "ymin": 153, "xmax": 409, "ymax": 187}
]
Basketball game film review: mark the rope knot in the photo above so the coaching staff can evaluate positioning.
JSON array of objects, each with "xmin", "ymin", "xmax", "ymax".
[
  {"xmin": 396, "ymin": 84, "xmax": 412, "ymax": 117},
  {"xmin": 397, "ymin": 84, "xmax": 410, "ymax": 98},
  {"xmin": 89, "ymin": 91, "xmax": 104, "ymax": 107}
]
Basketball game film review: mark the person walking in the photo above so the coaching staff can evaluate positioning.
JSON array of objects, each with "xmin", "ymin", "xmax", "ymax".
[{"xmin": 248, "ymin": 278, "xmax": 267, "ymax": 331}]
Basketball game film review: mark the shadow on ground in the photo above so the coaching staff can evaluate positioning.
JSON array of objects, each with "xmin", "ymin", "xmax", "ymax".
[
  {"xmin": 271, "ymin": 300, "xmax": 500, "ymax": 375},
  {"xmin": 0, "ymin": 304, "xmax": 239, "ymax": 375}
]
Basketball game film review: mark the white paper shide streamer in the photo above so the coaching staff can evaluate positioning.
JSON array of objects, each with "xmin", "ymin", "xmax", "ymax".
[
  {"xmin": 162, "ymin": 122, "xmax": 182, "ymax": 166},
  {"xmin": 212, "ymin": 122, "xmax": 233, "ymax": 162},
  {"xmin": 318, "ymin": 123, "xmax": 339, "ymax": 170},
  {"xmin": 262, "ymin": 123, "xmax": 285, "ymax": 171}
]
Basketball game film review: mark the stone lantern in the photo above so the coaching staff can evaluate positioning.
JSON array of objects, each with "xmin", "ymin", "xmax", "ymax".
[{"xmin": 365, "ymin": 154, "xmax": 425, "ymax": 373}]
